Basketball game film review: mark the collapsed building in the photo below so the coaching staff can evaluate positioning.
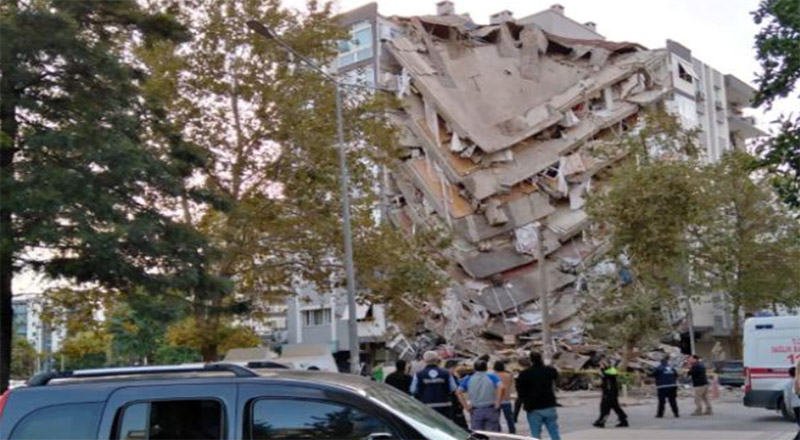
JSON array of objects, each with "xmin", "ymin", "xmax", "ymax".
[{"xmin": 375, "ymin": 13, "xmax": 672, "ymax": 361}]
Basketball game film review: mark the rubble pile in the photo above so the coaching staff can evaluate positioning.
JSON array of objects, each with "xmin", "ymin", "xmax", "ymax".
[{"xmin": 381, "ymin": 15, "xmax": 672, "ymax": 357}]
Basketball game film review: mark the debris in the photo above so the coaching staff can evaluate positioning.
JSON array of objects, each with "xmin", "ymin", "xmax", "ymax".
[{"xmin": 381, "ymin": 12, "xmax": 675, "ymax": 364}]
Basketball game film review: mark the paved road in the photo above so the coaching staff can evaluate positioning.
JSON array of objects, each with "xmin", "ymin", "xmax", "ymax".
[{"xmin": 509, "ymin": 396, "xmax": 798, "ymax": 440}]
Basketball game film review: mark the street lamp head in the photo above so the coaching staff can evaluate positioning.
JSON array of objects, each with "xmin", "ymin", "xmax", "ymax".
[{"xmin": 246, "ymin": 20, "xmax": 275, "ymax": 40}]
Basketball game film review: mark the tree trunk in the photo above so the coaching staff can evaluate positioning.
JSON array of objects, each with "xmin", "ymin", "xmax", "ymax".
[
  {"xmin": 201, "ymin": 344, "xmax": 217, "ymax": 363},
  {"xmin": 0, "ymin": 1, "xmax": 20, "ymax": 391},
  {"xmin": 620, "ymin": 340, "xmax": 635, "ymax": 371},
  {"xmin": 730, "ymin": 303, "xmax": 742, "ymax": 359}
]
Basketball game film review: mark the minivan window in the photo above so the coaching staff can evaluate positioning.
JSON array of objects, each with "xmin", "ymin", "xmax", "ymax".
[
  {"xmin": 249, "ymin": 399, "xmax": 397, "ymax": 439},
  {"xmin": 10, "ymin": 402, "xmax": 103, "ymax": 440},
  {"xmin": 116, "ymin": 400, "xmax": 223, "ymax": 440}
]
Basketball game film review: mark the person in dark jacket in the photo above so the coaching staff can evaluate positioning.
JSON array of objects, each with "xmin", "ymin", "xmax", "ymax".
[
  {"xmin": 411, "ymin": 351, "xmax": 458, "ymax": 419},
  {"xmin": 385, "ymin": 360, "xmax": 413, "ymax": 395},
  {"xmin": 593, "ymin": 362, "xmax": 629, "ymax": 428},
  {"xmin": 513, "ymin": 357, "xmax": 531, "ymax": 423},
  {"xmin": 687, "ymin": 355, "xmax": 712, "ymax": 416},
  {"xmin": 445, "ymin": 359, "xmax": 469, "ymax": 429},
  {"xmin": 516, "ymin": 352, "xmax": 561, "ymax": 440},
  {"xmin": 653, "ymin": 356, "xmax": 680, "ymax": 418}
]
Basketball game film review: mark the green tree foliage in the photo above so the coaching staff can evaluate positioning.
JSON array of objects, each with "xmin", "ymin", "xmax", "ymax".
[
  {"xmin": 165, "ymin": 317, "xmax": 261, "ymax": 358},
  {"xmin": 10, "ymin": 338, "xmax": 37, "ymax": 380},
  {"xmin": 0, "ymin": 0, "xmax": 224, "ymax": 392},
  {"xmin": 41, "ymin": 288, "xmax": 206, "ymax": 365},
  {"xmin": 691, "ymin": 151, "xmax": 800, "ymax": 356},
  {"xmin": 585, "ymin": 110, "xmax": 706, "ymax": 366},
  {"xmin": 141, "ymin": 0, "xmax": 443, "ymax": 359},
  {"xmin": 588, "ymin": 110, "xmax": 800, "ymax": 360},
  {"xmin": 752, "ymin": 0, "xmax": 800, "ymax": 207},
  {"xmin": 107, "ymin": 292, "xmax": 192, "ymax": 365}
]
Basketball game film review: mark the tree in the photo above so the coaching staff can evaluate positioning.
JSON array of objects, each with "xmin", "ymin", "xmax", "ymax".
[
  {"xmin": 165, "ymin": 317, "xmax": 260, "ymax": 359},
  {"xmin": 585, "ymin": 110, "xmax": 706, "ymax": 366},
  {"xmin": 10, "ymin": 338, "xmax": 37, "ymax": 380},
  {"xmin": 58, "ymin": 330, "xmax": 110, "ymax": 370},
  {"xmin": 143, "ymin": 0, "xmax": 442, "ymax": 360},
  {"xmin": 691, "ymin": 151, "xmax": 800, "ymax": 357},
  {"xmin": 752, "ymin": 0, "xmax": 800, "ymax": 207},
  {"xmin": 0, "ymin": 0, "xmax": 224, "ymax": 392},
  {"xmin": 107, "ymin": 291, "xmax": 190, "ymax": 365}
]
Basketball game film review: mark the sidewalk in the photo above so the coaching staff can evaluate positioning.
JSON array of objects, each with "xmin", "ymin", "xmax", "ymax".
[{"xmin": 563, "ymin": 429, "xmax": 797, "ymax": 440}]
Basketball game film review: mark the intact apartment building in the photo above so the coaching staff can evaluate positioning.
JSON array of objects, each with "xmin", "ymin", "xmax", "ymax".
[
  {"xmin": 12, "ymin": 294, "xmax": 65, "ymax": 374},
  {"xmin": 285, "ymin": 281, "xmax": 389, "ymax": 372}
]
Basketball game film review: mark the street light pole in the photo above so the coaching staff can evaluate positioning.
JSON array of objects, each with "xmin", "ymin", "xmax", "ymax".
[
  {"xmin": 247, "ymin": 20, "xmax": 361, "ymax": 374},
  {"xmin": 535, "ymin": 222, "xmax": 554, "ymax": 365},
  {"xmin": 334, "ymin": 84, "xmax": 361, "ymax": 374}
]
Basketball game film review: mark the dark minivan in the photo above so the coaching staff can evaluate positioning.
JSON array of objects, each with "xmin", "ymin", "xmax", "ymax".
[{"xmin": 0, "ymin": 364, "xmax": 526, "ymax": 440}]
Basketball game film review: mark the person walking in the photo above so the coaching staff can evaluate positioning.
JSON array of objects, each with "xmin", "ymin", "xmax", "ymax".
[
  {"xmin": 445, "ymin": 359, "xmax": 469, "ymax": 429},
  {"xmin": 593, "ymin": 362, "xmax": 629, "ymax": 428},
  {"xmin": 385, "ymin": 360, "xmax": 413, "ymax": 395},
  {"xmin": 516, "ymin": 352, "xmax": 562, "ymax": 440},
  {"xmin": 687, "ymin": 355, "xmax": 712, "ymax": 416},
  {"xmin": 492, "ymin": 360, "xmax": 517, "ymax": 433},
  {"xmin": 411, "ymin": 351, "xmax": 458, "ymax": 419},
  {"xmin": 653, "ymin": 356, "xmax": 680, "ymax": 418},
  {"xmin": 785, "ymin": 364, "xmax": 800, "ymax": 440},
  {"xmin": 457, "ymin": 359, "xmax": 504, "ymax": 432}
]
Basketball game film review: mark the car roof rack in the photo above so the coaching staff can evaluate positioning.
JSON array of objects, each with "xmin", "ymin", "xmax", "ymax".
[{"xmin": 27, "ymin": 363, "xmax": 258, "ymax": 387}]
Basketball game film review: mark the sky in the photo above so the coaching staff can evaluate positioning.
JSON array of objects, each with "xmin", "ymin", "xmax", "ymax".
[{"xmin": 298, "ymin": 0, "xmax": 795, "ymax": 125}]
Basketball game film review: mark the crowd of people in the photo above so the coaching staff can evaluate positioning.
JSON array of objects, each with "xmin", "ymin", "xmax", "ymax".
[
  {"xmin": 382, "ymin": 352, "xmax": 800, "ymax": 439},
  {"xmin": 385, "ymin": 350, "xmax": 562, "ymax": 440}
]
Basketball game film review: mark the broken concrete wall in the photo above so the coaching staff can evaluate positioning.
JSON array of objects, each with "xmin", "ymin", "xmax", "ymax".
[{"xmin": 382, "ymin": 14, "xmax": 671, "ymax": 354}]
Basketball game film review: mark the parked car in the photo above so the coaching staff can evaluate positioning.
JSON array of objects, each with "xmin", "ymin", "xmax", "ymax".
[
  {"xmin": 713, "ymin": 360, "xmax": 745, "ymax": 388},
  {"xmin": 0, "ymin": 363, "xmax": 533, "ymax": 440}
]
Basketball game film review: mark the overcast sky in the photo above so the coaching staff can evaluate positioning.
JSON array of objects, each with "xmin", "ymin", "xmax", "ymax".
[{"xmin": 309, "ymin": 0, "xmax": 795, "ymax": 123}]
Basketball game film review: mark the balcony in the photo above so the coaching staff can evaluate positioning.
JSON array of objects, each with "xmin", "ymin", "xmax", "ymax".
[
  {"xmin": 724, "ymin": 74, "xmax": 756, "ymax": 108},
  {"xmin": 728, "ymin": 114, "xmax": 766, "ymax": 139}
]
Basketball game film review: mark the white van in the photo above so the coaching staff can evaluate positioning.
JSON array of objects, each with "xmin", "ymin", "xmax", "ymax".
[{"xmin": 743, "ymin": 315, "xmax": 800, "ymax": 419}]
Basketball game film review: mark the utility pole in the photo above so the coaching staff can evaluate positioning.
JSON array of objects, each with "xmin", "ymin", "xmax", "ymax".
[
  {"xmin": 685, "ymin": 294, "xmax": 696, "ymax": 355},
  {"xmin": 335, "ymin": 84, "xmax": 361, "ymax": 375},
  {"xmin": 535, "ymin": 222, "xmax": 553, "ymax": 365}
]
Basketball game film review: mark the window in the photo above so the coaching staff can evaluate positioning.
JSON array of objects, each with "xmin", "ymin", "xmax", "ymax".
[
  {"xmin": 678, "ymin": 64, "xmax": 693, "ymax": 84},
  {"xmin": 302, "ymin": 308, "xmax": 331, "ymax": 327},
  {"xmin": 248, "ymin": 399, "xmax": 396, "ymax": 440},
  {"xmin": 115, "ymin": 400, "xmax": 223, "ymax": 440},
  {"xmin": 10, "ymin": 403, "xmax": 103, "ymax": 440},
  {"xmin": 337, "ymin": 22, "xmax": 373, "ymax": 68}
]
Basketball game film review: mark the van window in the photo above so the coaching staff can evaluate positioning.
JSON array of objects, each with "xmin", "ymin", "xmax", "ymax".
[
  {"xmin": 116, "ymin": 400, "xmax": 223, "ymax": 440},
  {"xmin": 248, "ymin": 399, "xmax": 396, "ymax": 439},
  {"xmin": 10, "ymin": 402, "xmax": 103, "ymax": 440}
]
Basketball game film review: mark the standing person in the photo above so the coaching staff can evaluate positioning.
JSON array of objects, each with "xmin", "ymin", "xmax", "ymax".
[
  {"xmin": 385, "ymin": 360, "xmax": 413, "ymax": 395},
  {"xmin": 445, "ymin": 360, "xmax": 469, "ymax": 429},
  {"xmin": 785, "ymin": 364, "xmax": 800, "ymax": 440},
  {"xmin": 457, "ymin": 359, "xmax": 504, "ymax": 432},
  {"xmin": 493, "ymin": 361, "xmax": 516, "ymax": 433},
  {"xmin": 513, "ymin": 357, "xmax": 531, "ymax": 423},
  {"xmin": 653, "ymin": 356, "xmax": 680, "ymax": 418},
  {"xmin": 593, "ymin": 362, "xmax": 629, "ymax": 428},
  {"xmin": 687, "ymin": 355, "xmax": 712, "ymax": 416},
  {"xmin": 411, "ymin": 351, "xmax": 458, "ymax": 419},
  {"xmin": 516, "ymin": 352, "xmax": 562, "ymax": 440}
]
